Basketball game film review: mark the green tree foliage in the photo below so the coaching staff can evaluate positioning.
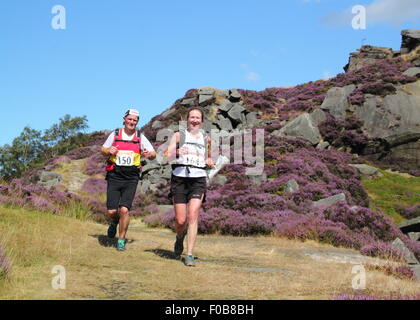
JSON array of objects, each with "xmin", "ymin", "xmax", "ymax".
[
  {"xmin": 43, "ymin": 115, "xmax": 89, "ymax": 157},
  {"xmin": 0, "ymin": 115, "xmax": 89, "ymax": 180}
]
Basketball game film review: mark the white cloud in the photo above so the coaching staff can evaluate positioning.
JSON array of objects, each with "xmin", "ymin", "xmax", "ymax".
[
  {"xmin": 246, "ymin": 72, "xmax": 261, "ymax": 82},
  {"xmin": 322, "ymin": 70, "xmax": 331, "ymax": 80},
  {"xmin": 323, "ymin": 0, "xmax": 420, "ymax": 27}
]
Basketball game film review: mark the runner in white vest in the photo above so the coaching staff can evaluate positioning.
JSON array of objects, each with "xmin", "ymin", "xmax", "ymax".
[{"xmin": 164, "ymin": 107, "xmax": 215, "ymax": 266}]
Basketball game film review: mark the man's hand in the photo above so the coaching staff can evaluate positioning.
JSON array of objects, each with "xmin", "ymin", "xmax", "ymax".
[{"xmin": 109, "ymin": 146, "xmax": 118, "ymax": 156}]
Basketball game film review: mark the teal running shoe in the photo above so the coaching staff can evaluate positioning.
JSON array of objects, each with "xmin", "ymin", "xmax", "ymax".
[
  {"xmin": 117, "ymin": 238, "xmax": 126, "ymax": 251},
  {"xmin": 184, "ymin": 254, "xmax": 195, "ymax": 267}
]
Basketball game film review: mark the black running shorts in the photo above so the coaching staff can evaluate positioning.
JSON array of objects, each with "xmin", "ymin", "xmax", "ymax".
[
  {"xmin": 106, "ymin": 172, "xmax": 139, "ymax": 211},
  {"xmin": 170, "ymin": 175, "xmax": 207, "ymax": 204}
]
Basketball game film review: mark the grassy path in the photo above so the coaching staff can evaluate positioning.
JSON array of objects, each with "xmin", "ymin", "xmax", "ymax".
[{"xmin": 0, "ymin": 207, "xmax": 419, "ymax": 300}]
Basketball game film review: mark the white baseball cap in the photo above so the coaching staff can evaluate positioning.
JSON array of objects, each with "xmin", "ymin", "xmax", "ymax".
[{"xmin": 124, "ymin": 109, "xmax": 140, "ymax": 118}]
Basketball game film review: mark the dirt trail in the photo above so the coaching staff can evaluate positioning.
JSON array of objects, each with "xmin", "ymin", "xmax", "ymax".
[{"xmin": 38, "ymin": 220, "xmax": 419, "ymax": 300}]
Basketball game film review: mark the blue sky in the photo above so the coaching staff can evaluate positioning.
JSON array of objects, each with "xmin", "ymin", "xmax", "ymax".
[{"xmin": 1, "ymin": 0, "xmax": 419, "ymax": 146}]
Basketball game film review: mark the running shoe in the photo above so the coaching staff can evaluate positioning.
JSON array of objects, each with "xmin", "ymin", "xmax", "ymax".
[
  {"xmin": 184, "ymin": 254, "xmax": 195, "ymax": 267},
  {"xmin": 117, "ymin": 238, "xmax": 126, "ymax": 251},
  {"xmin": 107, "ymin": 221, "xmax": 118, "ymax": 238}
]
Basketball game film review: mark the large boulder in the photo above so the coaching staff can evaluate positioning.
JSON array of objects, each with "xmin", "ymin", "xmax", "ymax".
[
  {"xmin": 349, "ymin": 164, "xmax": 382, "ymax": 179},
  {"xmin": 320, "ymin": 85, "xmax": 355, "ymax": 119},
  {"xmin": 399, "ymin": 216, "xmax": 420, "ymax": 234},
  {"xmin": 35, "ymin": 171, "xmax": 63, "ymax": 188},
  {"xmin": 312, "ymin": 193, "xmax": 346, "ymax": 207},
  {"xmin": 272, "ymin": 113, "xmax": 321, "ymax": 145},
  {"xmin": 391, "ymin": 238, "xmax": 419, "ymax": 264},
  {"xmin": 403, "ymin": 67, "xmax": 420, "ymax": 78},
  {"xmin": 401, "ymin": 29, "xmax": 420, "ymax": 54},
  {"xmin": 355, "ymin": 81, "xmax": 420, "ymax": 139}
]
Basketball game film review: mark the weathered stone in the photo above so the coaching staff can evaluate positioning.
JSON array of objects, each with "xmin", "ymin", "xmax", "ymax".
[
  {"xmin": 414, "ymin": 59, "xmax": 420, "ymax": 67},
  {"xmin": 343, "ymin": 84, "xmax": 356, "ymax": 96},
  {"xmin": 141, "ymin": 160, "xmax": 161, "ymax": 174},
  {"xmin": 229, "ymin": 89, "xmax": 242, "ymax": 102},
  {"xmin": 219, "ymin": 100, "xmax": 234, "ymax": 112},
  {"xmin": 198, "ymin": 88, "xmax": 215, "ymax": 95},
  {"xmin": 161, "ymin": 166, "xmax": 172, "ymax": 179},
  {"xmin": 216, "ymin": 117, "xmax": 233, "ymax": 131},
  {"xmin": 391, "ymin": 238, "xmax": 419, "ymax": 264},
  {"xmin": 137, "ymin": 180, "xmax": 151, "ymax": 193},
  {"xmin": 399, "ymin": 216, "xmax": 420, "ymax": 234},
  {"xmin": 199, "ymin": 94, "xmax": 213, "ymax": 105},
  {"xmin": 316, "ymin": 141, "xmax": 330, "ymax": 150},
  {"xmin": 180, "ymin": 98, "xmax": 195, "ymax": 106},
  {"xmin": 309, "ymin": 108, "xmax": 327, "ymax": 126},
  {"xmin": 321, "ymin": 87, "xmax": 350, "ymax": 120},
  {"xmin": 355, "ymin": 82, "xmax": 420, "ymax": 140},
  {"xmin": 401, "ymin": 29, "xmax": 420, "ymax": 54},
  {"xmin": 245, "ymin": 112, "xmax": 258, "ymax": 126},
  {"xmin": 227, "ymin": 103, "xmax": 246, "ymax": 122},
  {"xmin": 403, "ymin": 67, "xmax": 420, "ymax": 77},
  {"xmin": 349, "ymin": 164, "xmax": 379, "ymax": 179},
  {"xmin": 408, "ymin": 232, "xmax": 420, "ymax": 241},
  {"xmin": 272, "ymin": 113, "xmax": 321, "ymax": 145},
  {"xmin": 152, "ymin": 120, "xmax": 163, "ymax": 129},
  {"xmin": 285, "ymin": 179, "xmax": 299, "ymax": 193},
  {"xmin": 344, "ymin": 45, "xmax": 395, "ymax": 72},
  {"xmin": 313, "ymin": 193, "xmax": 346, "ymax": 207}
]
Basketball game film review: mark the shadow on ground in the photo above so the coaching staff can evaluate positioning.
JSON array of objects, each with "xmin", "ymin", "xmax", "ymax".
[
  {"xmin": 145, "ymin": 249, "xmax": 181, "ymax": 261},
  {"xmin": 90, "ymin": 234, "xmax": 135, "ymax": 248}
]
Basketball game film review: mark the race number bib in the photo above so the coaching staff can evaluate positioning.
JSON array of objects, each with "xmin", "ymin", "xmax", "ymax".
[
  {"xmin": 116, "ymin": 151, "xmax": 135, "ymax": 166},
  {"xmin": 185, "ymin": 154, "xmax": 205, "ymax": 168}
]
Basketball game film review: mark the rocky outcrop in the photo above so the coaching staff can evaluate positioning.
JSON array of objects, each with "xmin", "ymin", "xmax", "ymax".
[
  {"xmin": 343, "ymin": 45, "xmax": 395, "ymax": 72},
  {"xmin": 34, "ymin": 171, "xmax": 62, "ymax": 188},
  {"xmin": 401, "ymin": 29, "xmax": 420, "ymax": 54}
]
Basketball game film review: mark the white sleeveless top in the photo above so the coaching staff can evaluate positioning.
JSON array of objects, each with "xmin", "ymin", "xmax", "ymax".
[{"xmin": 173, "ymin": 130, "xmax": 207, "ymax": 178}]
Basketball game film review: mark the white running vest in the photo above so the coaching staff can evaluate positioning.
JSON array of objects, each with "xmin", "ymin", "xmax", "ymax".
[{"xmin": 173, "ymin": 130, "xmax": 207, "ymax": 178}]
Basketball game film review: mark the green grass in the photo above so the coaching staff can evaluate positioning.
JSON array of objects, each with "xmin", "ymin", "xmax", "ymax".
[{"xmin": 362, "ymin": 170, "xmax": 420, "ymax": 225}]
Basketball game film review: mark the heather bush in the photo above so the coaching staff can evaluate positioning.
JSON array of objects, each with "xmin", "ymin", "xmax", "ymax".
[
  {"xmin": 85, "ymin": 153, "xmax": 108, "ymax": 176},
  {"xmin": 395, "ymin": 204, "xmax": 420, "ymax": 220},
  {"xmin": 360, "ymin": 242, "xmax": 406, "ymax": 262},
  {"xmin": 366, "ymin": 264, "xmax": 417, "ymax": 281},
  {"xmin": 81, "ymin": 177, "xmax": 107, "ymax": 195},
  {"xmin": 323, "ymin": 204, "xmax": 400, "ymax": 242}
]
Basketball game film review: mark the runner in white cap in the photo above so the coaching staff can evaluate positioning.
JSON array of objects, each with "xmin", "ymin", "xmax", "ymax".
[{"xmin": 101, "ymin": 108, "xmax": 156, "ymax": 251}]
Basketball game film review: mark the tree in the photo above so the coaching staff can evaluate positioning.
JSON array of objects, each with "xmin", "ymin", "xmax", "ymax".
[
  {"xmin": 0, "ymin": 126, "xmax": 45, "ymax": 180},
  {"xmin": 0, "ymin": 115, "xmax": 89, "ymax": 181},
  {"xmin": 43, "ymin": 114, "xmax": 89, "ymax": 157}
]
